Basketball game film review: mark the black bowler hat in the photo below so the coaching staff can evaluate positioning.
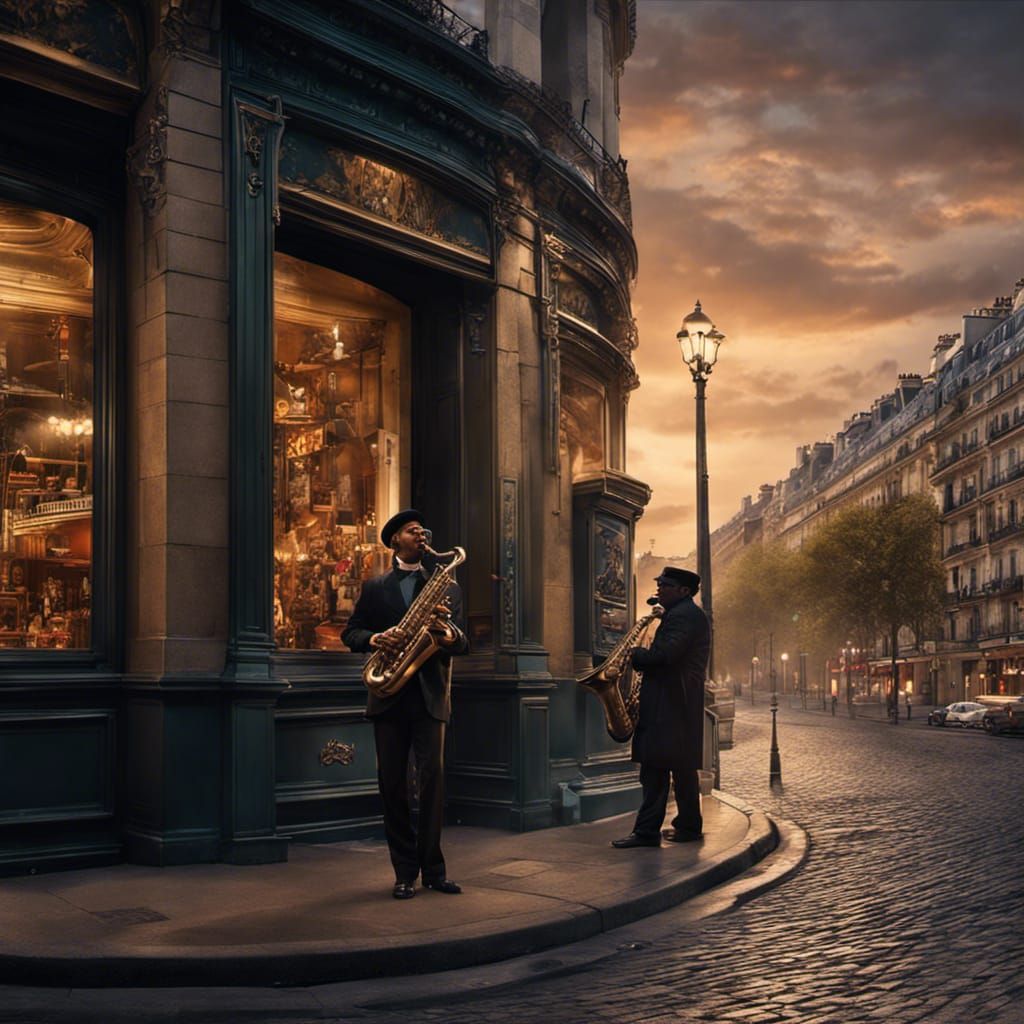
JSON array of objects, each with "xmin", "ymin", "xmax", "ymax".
[
  {"xmin": 655, "ymin": 567, "xmax": 700, "ymax": 593},
  {"xmin": 380, "ymin": 508, "xmax": 423, "ymax": 548}
]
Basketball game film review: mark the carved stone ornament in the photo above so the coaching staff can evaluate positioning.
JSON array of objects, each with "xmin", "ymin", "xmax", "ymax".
[
  {"xmin": 493, "ymin": 195, "xmax": 519, "ymax": 250},
  {"xmin": 500, "ymin": 478, "xmax": 518, "ymax": 648},
  {"xmin": 125, "ymin": 86, "xmax": 169, "ymax": 217},
  {"xmin": 237, "ymin": 97, "xmax": 285, "ymax": 224},
  {"xmin": 160, "ymin": 0, "xmax": 219, "ymax": 60},
  {"xmin": 319, "ymin": 739, "xmax": 355, "ymax": 766},
  {"xmin": 243, "ymin": 114, "xmax": 264, "ymax": 167}
]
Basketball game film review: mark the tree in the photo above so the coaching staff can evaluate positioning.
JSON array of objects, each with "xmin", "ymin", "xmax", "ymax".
[
  {"xmin": 803, "ymin": 495, "xmax": 944, "ymax": 722},
  {"xmin": 715, "ymin": 541, "xmax": 806, "ymax": 689}
]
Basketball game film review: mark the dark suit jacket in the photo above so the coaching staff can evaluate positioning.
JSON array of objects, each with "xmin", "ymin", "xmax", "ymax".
[
  {"xmin": 342, "ymin": 564, "xmax": 468, "ymax": 723},
  {"xmin": 629, "ymin": 595, "xmax": 709, "ymax": 769}
]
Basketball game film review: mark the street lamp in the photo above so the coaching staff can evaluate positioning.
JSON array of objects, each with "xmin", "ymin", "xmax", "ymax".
[
  {"xmin": 750, "ymin": 655, "xmax": 759, "ymax": 705},
  {"xmin": 844, "ymin": 641, "xmax": 854, "ymax": 718},
  {"xmin": 677, "ymin": 300, "xmax": 725, "ymax": 683},
  {"xmin": 781, "ymin": 652, "xmax": 789, "ymax": 695},
  {"xmin": 769, "ymin": 635, "xmax": 781, "ymax": 783}
]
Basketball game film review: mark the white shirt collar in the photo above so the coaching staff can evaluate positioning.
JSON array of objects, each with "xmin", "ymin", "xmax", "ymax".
[{"xmin": 395, "ymin": 557, "xmax": 424, "ymax": 572}]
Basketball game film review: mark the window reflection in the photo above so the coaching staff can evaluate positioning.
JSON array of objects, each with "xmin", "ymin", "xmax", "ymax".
[
  {"xmin": 273, "ymin": 253, "xmax": 406, "ymax": 651},
  {"xmin": 0, "ymin": 199, "xmax": 93, "ymax": 650},
  {"xmin": 561, "ymin": 375, "xmax": 606, "ymax": 479}
]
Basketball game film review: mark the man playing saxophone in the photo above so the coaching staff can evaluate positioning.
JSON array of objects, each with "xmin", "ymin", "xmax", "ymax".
[
  {"xmin": 612, "ymin": 567, "xmax": 710, "ymax": 848},
  {"xmin": 342, "ymin": 509, "xmax": 468, "ymax": 899}
]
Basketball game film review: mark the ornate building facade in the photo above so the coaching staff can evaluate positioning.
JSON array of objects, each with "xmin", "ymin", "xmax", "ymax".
[
  {"xmin": 711, "ymin": 282, "xmax": 1024, "ymax": 704},
  {"xmin": 0, "ymin": 0, "xmax": 648, "ymax": 876}
]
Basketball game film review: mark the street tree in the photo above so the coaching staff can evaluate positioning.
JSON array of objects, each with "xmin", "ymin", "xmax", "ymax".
[
  {"xmin": 803, "ymin": 495, "xmax": 944, "ymax": 721},
  {"xmin": 716, "ymin": 540, "xmax": 806, "ymax": 689}
]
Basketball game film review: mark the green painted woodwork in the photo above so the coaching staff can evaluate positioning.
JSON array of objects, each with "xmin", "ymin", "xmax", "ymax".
[
  {"xmin": 121, "ymin": 691, "xmax": 221, "ymax": 866},
  {"xmin": 0, "ymin": 711, "xmax": 114, "ymax": 823}
]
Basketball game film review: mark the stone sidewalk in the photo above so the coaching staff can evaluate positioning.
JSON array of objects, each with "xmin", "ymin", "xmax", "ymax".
[{"xmin": 0, "ymin": 792, "xmax": 776, "ymax": 989}]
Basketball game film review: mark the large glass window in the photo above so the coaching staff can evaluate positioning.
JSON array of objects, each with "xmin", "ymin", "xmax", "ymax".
[
  {"xmin": 561, "ymin": 373, "xmax": 606, "ymax": 479},
  {"xmin": 0, "ymin": 199, "xmax": 93, "ymax": 650},
  {"xmin": 273, "ymin": 253, "xmax": 407, "ymax": 651}
]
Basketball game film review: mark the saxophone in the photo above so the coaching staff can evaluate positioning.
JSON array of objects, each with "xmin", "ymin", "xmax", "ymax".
[
  {"xmin": 575, "ymin": 602, "xmax": 662, "ymax": 742},
  {"xmin": 362, "ymin": 545, "xmax": 467, "ymax": 698}
]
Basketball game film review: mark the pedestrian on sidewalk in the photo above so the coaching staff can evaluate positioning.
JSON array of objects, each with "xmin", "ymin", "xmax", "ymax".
[
  {"xmin": 343, "ymin": 510, "xmax": 468, "ymax": 900},
  {"xmin": 612, "ymin": 567, "xmax": 710, "ymax": 849},
  {"xmin": 905, "ymin": 692, "xmax": 912, "ymax": 720},
  {"xmin": 831, "ymin": 693, "xmax": 838, "ymax": 716}
]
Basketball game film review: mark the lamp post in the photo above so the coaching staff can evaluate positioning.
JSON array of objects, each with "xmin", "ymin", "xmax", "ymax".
[
  {"xmin": 750, "ymin": 655, "xmax": 759, "ymax": 705},
  {"xmin": 799, "ymin": 651, "xmax": 808, "ymax": 710},
  {"xmin": 781, "ymin": 652, "xmax": 789, "ymax": 695},
  {"xmin": 844, "ymin": 641, "xmax": 854, "ymax": 718},
  {"xmin": 677, "ymin": 301, "xmax": 724, "ymax": 683},
  {"xmin": 769, "ymin": 632, "xmax": 781, "ymax": 782}
]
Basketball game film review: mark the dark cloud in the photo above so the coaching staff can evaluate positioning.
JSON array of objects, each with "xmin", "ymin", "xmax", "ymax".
[
  {"xmin": 628, "ymin": 183, "xmax": 1018, "ymax": 341},
  {"xmin": 619, "ymin": 1, "xmax": 1023, "ymax": 553}
]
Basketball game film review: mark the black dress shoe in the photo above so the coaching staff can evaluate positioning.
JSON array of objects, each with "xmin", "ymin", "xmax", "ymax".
[
  {"xmin": 423, "ymin": 878, "xmax": 462, "ymax": 894},
  {"xmin": 662, "ymin": 828, "xmax": 703, "ymax": 843},
  {"xmin": 611, "ymin": 832, "xmax": 661, "ymax": 848},
  {"xmin": 392, "ymin": 881, "xmax": 416, "ymax": 899}
]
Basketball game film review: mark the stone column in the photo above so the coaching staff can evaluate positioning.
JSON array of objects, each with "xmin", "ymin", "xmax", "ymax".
[
  {"xmin": 486, "ymin": 0, "xmax": 543, "ymax": 82},
  {"xmin": 122, "ymin": 24, "xmax": 233, "ymax": 863}
]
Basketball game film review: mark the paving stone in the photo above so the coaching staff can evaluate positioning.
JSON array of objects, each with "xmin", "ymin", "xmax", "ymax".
[{"xmin": 335, "ymin": 705, "xmax": 1024, "ymax": 1024}]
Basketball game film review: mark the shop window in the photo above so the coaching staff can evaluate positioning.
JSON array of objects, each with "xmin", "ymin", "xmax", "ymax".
[
  {"xmin": 561, "ymin": 375, "xmax": 606, "ymax": 479},
  {"xmin": 0, "ymin": 199, "xmax": 93, "ymax": 650},
  {"xmin": 272, "ymin": 253, "xmax": 408, "ymax": 651}
]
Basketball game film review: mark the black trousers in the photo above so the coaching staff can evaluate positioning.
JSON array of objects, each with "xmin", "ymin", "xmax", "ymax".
[
  {"xmin": 633, "ymin": 760, "xmax": 702, "ymax": 837},
  {"xmin": 372, "ymin": 681, "xmax": 447, "ymax": 885}
]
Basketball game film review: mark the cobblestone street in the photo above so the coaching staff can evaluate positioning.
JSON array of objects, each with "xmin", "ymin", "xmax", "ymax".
[{"xmin": 348, "ymin": 703, "xmax": 1024, "ymax": 1024}]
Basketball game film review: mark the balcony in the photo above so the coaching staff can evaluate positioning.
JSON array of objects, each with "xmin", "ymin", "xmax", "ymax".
[
  {"xmin": 944, "ymin": 485, "xmax": 978, "ymax": 512},
  {"xmin": 944, "ymin": 536, "xmax": 983, "ymax": 558},
  {"xmin": 983, "ymin": 460, "xmax": 1024, "ymax": 494},
  {"xmin": 988, "ymin": 521, "xmax": 1024, "ymax": 545},
  {"xmin": 932, "ymin": 438, "xmax": 982, "ymax": 477}
]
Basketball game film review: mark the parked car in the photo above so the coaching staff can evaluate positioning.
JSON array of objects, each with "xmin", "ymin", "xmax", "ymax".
[
  {"xmin": 982, "ymin": 698, "xmax": 1024, "ymax": 735},
  {"xmin": 928, "ymin": 702, "xmax": 987, "ymax": 728}
]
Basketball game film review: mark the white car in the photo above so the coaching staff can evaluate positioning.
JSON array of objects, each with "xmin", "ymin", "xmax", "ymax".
[{"xmin": 941, "ymin": 701, "xmax": 988, "ymax": 728}]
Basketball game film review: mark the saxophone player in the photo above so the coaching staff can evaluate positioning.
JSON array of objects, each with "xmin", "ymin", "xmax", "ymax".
[
  {"xmin": 342, "ymin": 509, "xmax": 468, "ymax": 899},
  {"xmin": 612, "ymin": 567, "xmax": 710, "ymax": 848}
]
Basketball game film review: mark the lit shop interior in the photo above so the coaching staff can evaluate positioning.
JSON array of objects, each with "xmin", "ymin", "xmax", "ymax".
[
  {"xmin": 272, "ymin": 253, "xmax": 409, "ymax": 651},
  {"xmin": 0, "ymin": 199, "xmax": 93, "ymax": 650}
]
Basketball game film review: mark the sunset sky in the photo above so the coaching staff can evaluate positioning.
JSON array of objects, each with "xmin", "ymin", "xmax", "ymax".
[{"xmin": 619, "ymin": 0, "xmax": 1024, "ymax": 557}]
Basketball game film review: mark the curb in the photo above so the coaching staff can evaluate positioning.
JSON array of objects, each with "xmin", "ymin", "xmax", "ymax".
[{"xmin": 0, "ymin": 793, "xmax": 778, "ymax": 990}]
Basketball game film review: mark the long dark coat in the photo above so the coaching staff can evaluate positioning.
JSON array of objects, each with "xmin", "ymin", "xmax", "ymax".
[
  {"xmin": 342, "ymin": 566, "xmax": 467, "ymax": 723},
  {"xmin": 629, "ymin": 595, "xmax": 710, "ymax": 770}
]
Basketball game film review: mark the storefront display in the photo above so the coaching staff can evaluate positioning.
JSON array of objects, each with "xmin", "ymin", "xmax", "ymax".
[
  {"xmin": 272, "ymin": 253, "xmax": 405, "ymax": 650},
  {"xmin": 0, "ymin": 199, "xmax": 93, "ymax": 650}
]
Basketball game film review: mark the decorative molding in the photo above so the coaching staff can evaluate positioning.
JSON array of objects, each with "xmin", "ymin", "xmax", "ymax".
[
  {"xmin": 237, "ymin": 96, "xmax": 285, "ymax": 223},
  {"xmin": 319, "ymin": 739, "xmax": 356, "ymax": 766},
  {"xmin": 500, "ymin": 477, "xmax": 518, "ymax": 649},
  {"xmin": 542, "ymin": 233, "xmax": 568, "ymax": 472},
  {"xmin": 125, "ymin": 86, "xmax": 169, "ymax": 217},
  {"xmin": 0, "ymin": 0, "xmax": 141, "ymax": 82},
  {"xmin": 279, "ymin": 134, "xmax": 490, "ymax": 257},
  {"xmin": 493, "ymin": 194, "xmax": 519, "ymax": 250},
  {"xmin": 159, "ymin": 0, "xmax": 219, "ymax": 60},
  {"xmin": 238, "ymin": 22, "xmax": 490, "ymax": 174},
  {"xmin": 497, "ymin": 66, "xmax": 632, "ymax": 230},
  {"xmin": 559, "ymin": 277, "xmax": 600, "ymax": 328}
]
